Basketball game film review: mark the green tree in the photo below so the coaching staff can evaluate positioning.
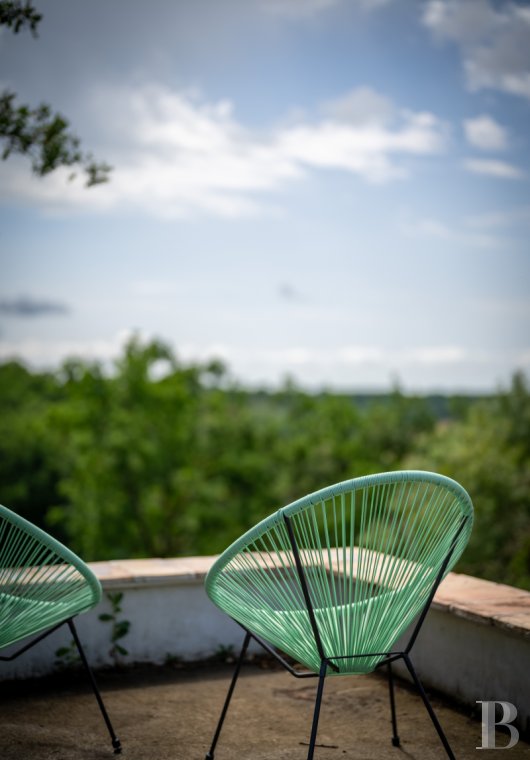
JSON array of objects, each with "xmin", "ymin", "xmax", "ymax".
[
  {"xmin": 361, "ymin": 387, "xmax": 435, "ymax": 468},
  {"xmin": 0, "ymin": 1, "xmax": 111, "ymax": 186},
  {"xmin": 1, "ymin": 339, "xmax": 528, "ymax": 591},
  {"xmin": 406, "ymin": 373, "xmax": 530, "ymax": 590},
  {"xmin": 0, "ymin": 361, "xmax": 64, "ymax": 527}
]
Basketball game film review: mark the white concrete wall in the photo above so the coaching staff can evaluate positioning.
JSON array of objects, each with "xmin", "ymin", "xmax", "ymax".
[
  {"xmin": 0, "ymin": 580, "xmax": 254, "ymax": 679},
  {"xmin": 394, "ymin": 610, "xmax": 530, "ymax": 737},
  {"xmin": 1, "ymin": 569, "xmax": 529, "ymax": 736}
]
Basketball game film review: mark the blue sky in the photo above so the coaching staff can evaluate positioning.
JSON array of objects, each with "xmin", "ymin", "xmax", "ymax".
[{"xmin": 1, "ymin": 0, "xmax": 529, "ymax": 391}]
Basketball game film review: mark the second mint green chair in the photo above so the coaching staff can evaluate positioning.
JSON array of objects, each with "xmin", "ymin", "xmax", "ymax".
[
  {"xmin": 0, "ymin": 504, "xmax": 121, "ymax": 754},
  {"xmin": 204, "ymin": 470, "xmax": 473, "ymax": 760}
]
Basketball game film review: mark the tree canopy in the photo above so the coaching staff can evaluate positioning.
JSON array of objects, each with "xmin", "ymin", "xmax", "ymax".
[{"xmin": 1, "ymin": 338, "xmax": 528, "ymax": 591}]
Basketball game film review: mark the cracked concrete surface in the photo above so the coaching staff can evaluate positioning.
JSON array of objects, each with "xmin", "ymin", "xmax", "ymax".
[{"xmin": 1, "ymin": 662, "xmax": 529, "ymax": 759}]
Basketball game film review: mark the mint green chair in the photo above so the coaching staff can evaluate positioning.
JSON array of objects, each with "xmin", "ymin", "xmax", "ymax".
[
  {"xmin": 204, "ymin": 471, "xmax": 473, "ymax": 760},
  {"xmin": 0, "ymin": 504, "xmax": 121, "ymax": 754}
]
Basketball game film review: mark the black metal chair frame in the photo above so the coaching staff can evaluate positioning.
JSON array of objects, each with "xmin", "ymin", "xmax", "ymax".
[
  {"xmin": 205, "ymin": 514, "xmax": 468, "ymax": 760},
  {"xmin": 0, "ymin": 616, "xmax": 121, "ymax": 754}
]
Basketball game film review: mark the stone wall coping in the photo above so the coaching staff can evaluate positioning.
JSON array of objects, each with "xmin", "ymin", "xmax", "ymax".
[
  {"xmin": 431, "ymin": 572, "xmax": 530, "ymax": 638},
  {"xmin": 89, "ymin": 556, "xmax": 217, "ymax": 588},
  {"xmin": 88, "ymin": 556, "xmax": 530, "ymax": 638}
]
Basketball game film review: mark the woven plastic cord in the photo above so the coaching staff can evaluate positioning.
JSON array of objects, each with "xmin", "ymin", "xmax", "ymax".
[
  {"xmin": 0, "ymin": 505, "xmax": 102, "ymax": 649},
  {"xmin": 206, "ymin": 471, "xmax": 473, "ymax": 675}
]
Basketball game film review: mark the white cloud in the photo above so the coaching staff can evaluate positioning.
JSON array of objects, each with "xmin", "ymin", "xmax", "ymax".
[
  {"xmin": 322, "ymin": 86, "xmax": 395, "ymax": 125},
  {"xmin": 0, "ymin": 337, "xmax": 466, "ymax": 370},
  {"xmin": 423, "ymin": 0, "xmax": 530, "ymax": 100},
  {"xmin": 3, "ymin": 334, "xmax": 519, "ymax": 391},
  {"xmin": 0, "ymin": 84, "xmax": 448, "ymax": 218},
  {"xmin": 463, "ymin": 158, "xmax": 526, "ymax": 180},
  {"xmin": 405, "ymin": 346, "xmax": 466, "ymax": 365},
  {"xmin": 423, "ymin": 0, "xmax": 497, "ymax": 45},
  {"xmin": 149, "ymin": 340, "xmax": 529, "ymax": 391},
  {"xmin": 129, "ymin": 280, "xmax": 180, "ymax": 297},
  {"xmin": 275, "ymin": 116, "xmax": 443, "ymax": 184},
  {"xmin": 401, "ymin": 215, "xmax": 499, "ymax": 248},
  {"xmin": 338, "ymin": 346, "xmax": 384, "ymax": 363},
  {"xmin": 517, "ymin": 349, "xmax": 530, "ymax": 368},
  {"xmin": 463, "ymin": 114, "xmax": 507, "ymax": 150},
  {"xmin": 0, "ymin": 333, "xmax": 132, "ymax": 366}
]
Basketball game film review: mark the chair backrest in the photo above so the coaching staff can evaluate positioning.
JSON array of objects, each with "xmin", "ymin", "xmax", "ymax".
[
  {"xmin": 0, "ymin": 505, "xmax": 101, "ymax": 649},
  {"xmin": 206, "ymin": 471, "xmax": 473, "ymax": 674}
]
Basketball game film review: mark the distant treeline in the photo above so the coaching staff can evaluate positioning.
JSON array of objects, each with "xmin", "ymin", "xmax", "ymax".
[{"xmin": 1, "ymin": 337, "xmax": 529, "ymax": 590}]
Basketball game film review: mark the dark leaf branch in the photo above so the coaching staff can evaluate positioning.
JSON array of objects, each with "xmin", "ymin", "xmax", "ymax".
[
  {"xmin": 0, "ymin": 1, "xmax": 112, "ymax": 186},
  {"xmin": 0, "ymin": 92, "xmax": 112, "ymax": 186},
  {"xmin": 0, "ymin": 0, "xmax": 42, "ymax": 36}
]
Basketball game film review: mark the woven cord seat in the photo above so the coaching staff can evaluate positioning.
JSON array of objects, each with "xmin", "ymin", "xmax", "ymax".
[
  {"xmin": 204, "ymin": 470, "xmax": 473, "ymax": 760},
  {"xmin": 0, "ymin": 504, "xmax": 121, "ymax": 754}
]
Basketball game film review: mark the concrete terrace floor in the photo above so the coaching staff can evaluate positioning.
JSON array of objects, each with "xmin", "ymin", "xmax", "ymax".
[{"xmin": 1, "ymin": 661, "xmax": 529, "ymax": 760}]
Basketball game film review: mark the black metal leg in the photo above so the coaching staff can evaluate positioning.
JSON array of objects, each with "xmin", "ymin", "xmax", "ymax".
[
  {"xmin": 402, "ymin": 653, "xmax": 455, "ymax": 760},
  {"xmin": 205, "ymin": 630, "xmax": 251, "ymax": 760},
  {"xmin": 68, "ymin": 619, "xmax": 122, "ymax": 755},
  {"xmin": 0, "ymin": 621, "xmax": 66, "ymax": 661},
  {"xmin": 387, "ymin": 661, "xmax": 400, "ymax": 747},
  {"xmin": 306, "ymin": 660, "xmax": 328, "ymax": 760}
]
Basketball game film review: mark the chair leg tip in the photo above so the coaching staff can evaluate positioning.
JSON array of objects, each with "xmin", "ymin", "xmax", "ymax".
[
  {"xmin": 392, "ymin": 736, "xmax": 401, "ymax": 747},
  {"xmin": 205, "ymin": 754, "xmax": 214, "ymax": 760},
  {"xmin": 112, "ymin": 738, "xmax": 122, "ymax": 754}
]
